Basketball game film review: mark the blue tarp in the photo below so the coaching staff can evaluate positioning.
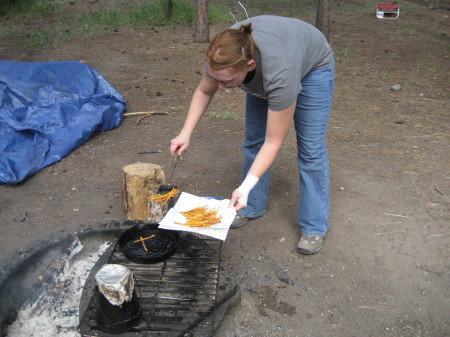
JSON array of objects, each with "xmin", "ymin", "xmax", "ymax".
[{"xmin": 0, "ymin": 61, "xmax": 126, "ymax": 184}]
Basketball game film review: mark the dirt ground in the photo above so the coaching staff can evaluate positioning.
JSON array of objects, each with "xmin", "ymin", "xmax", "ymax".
[{"xmin": 0, "ymin": 1, "xmax": 449, "ymax": 336}]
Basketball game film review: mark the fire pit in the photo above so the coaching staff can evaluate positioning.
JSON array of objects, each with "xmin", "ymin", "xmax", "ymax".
[{"xmin": 0, "ymin": 221, "xmax": 240, "ymax": 337}]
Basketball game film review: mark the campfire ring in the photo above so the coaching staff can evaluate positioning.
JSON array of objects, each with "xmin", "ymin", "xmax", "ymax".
[{"xmin": 0, "ymin": 220, "xmax": 240, "ymax": 337}]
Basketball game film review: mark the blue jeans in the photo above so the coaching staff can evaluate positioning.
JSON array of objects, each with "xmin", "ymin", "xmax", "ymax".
[{"xmin": 239, "ymin": 61, "xmax": 335, "ymax": 236}]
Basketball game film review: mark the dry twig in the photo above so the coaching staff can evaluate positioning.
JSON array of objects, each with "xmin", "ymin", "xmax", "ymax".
[
  {"xmin": 384, "ymin": 213, "xmax": 414, "ymax": 220},
  {"xmin": 426, "ymin": 233, "xmax": 450, "ymax": 238},
  {"xmin": 376, "ymin": 221, "xmax": 402, "ymax": 227},
  {"xmin": 434, "ymin": 187, "xmax": 445, "ymax": 195},
  {"xmin": 123, "ymin": 111, "xmax": 169, "ymax": 124},
  {"xmin": 123, "ymin": 111, "xmax": 168, "ymax": 117},
  {"xmin": 374, "ymin": 231, "xmax": 405, "ymax": 235},
  {"xmin": 137, "ymin": 150, "xmax": 162, "ymax": 154},
  {"xmin": 358, "ymin": 306, "xmax": 393, "ymax": 312}
]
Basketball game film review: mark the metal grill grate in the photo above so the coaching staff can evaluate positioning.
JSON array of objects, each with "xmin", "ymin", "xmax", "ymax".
[{"xmin": 79, "ymin": 233, "xmax": 229, "ymax": 337}]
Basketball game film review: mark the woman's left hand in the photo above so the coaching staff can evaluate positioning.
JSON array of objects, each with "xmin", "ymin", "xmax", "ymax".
[{"xmin": 229, "ymin": 188, "xmax": 247, "ymax": 211}]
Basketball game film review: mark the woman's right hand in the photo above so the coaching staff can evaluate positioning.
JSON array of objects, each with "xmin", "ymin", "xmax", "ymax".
[{"xmin": 170, "ymin": 133, "xmax": 190, "ymax": 156}]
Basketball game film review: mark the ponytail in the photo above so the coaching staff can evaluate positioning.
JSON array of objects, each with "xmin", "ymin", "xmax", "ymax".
[{"xmin": 239, "ymin": 23, "xmax": 253, "ymax": 36}]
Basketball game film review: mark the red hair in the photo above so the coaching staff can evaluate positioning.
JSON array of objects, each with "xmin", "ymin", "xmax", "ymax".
[{"xmin": 206, "ymin": 23, "xmax": 256, "ymax": 72}]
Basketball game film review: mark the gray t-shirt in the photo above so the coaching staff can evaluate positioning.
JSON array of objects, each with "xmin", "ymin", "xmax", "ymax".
[{"xmin": 231, "ymin": 15, "xmax": 333, "ymax": 111}]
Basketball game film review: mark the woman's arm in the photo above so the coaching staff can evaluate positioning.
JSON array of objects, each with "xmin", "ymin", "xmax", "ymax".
[
  {"xmin": 230, "ymin": 101, "xmax": 296, "ymax": 209},
  {"xmin": 170, "ymin": 76, "xmax": 219, "ymax": 155}
]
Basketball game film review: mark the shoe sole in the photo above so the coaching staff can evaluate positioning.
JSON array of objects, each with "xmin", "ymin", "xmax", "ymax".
[
  {"xmin": 230, "ymin": 218, "xmax": 249, "ymax": 229},
  {"xmin": 296, "ymin": 245, "xmax": 323, "ymax": 255}
]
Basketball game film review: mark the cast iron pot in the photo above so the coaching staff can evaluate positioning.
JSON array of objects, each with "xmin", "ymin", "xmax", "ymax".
[{"xmin": 118, "ymin": 223, "xmax": 180, "ymax": 264}]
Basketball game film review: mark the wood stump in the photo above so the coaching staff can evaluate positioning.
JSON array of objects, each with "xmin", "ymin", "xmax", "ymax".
[{"xmin": 122, "ymin": 163, "xmax": 165, "ymax": 220}]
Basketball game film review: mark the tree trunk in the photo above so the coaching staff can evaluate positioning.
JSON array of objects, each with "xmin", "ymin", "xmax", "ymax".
[
  {"xmin": 316, "ymin": 0, "xmax": 331, "ymax": 41},
  {"xmin": 195, "ymin": 0, "xmax": 209, "ymax": 43},
  {"xmin": 165, "ymin": 0, "xmax": 172, "ymax": 19}
]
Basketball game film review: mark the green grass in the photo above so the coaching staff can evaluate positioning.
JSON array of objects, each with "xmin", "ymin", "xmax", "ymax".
[
  {"xmin": 444, "ymin": 45, "xmax": 450, "ymax": 58},
  {"xmin": 209, "ymin": 4, "xmax": 232, "ymax": 24},
  {"xmin": 0, "ymin": 0, "xmax": 61, "ymax": 16},
  {"xmin": 0, "ymin": 0, "xmax": 232, "ymax": 49},
  {"xmin": 210, "ymin": 111, "xmax": 239, "ymax": 120},
  {"xmin": 334, "ymin": 45, "xmax": 358, "ymax": 60},
  {"xmin": 26, "ymin": 27, "xmax": 54, "ymax": 48},
  {"xmin": 0, "ymin": 0, "xmax": 321, "ymax": 49},
  {"xmin": 247, "ymin": 0, "xmax": 316, "ymax": 18},
  {"xmin": 76, "ymin": 0, "xmax": 231, "ymax": 31}
]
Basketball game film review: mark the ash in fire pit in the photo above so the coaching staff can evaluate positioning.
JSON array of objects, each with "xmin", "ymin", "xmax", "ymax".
[
  {"xmin": 0, "ymin": 221, "xmax": 240, "ymax": 337},
  {"xmin": 5, "ymin": 238, "xmax": 113, "ymax": 337}
]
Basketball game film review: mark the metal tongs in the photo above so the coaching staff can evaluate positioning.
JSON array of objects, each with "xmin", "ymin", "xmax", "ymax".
[
  {"xmin": 168, "ymin": 153, "xmax": 180, "ymax": 186},
  {"xmin": 230, "ymin": 1, "xmax": 249, "ymax": 23}
]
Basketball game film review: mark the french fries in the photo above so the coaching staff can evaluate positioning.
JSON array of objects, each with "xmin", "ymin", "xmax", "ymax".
[
  {"xmin": 176, "ymin": 206, "xmax": 222, "ymax": 228},
  {"xmin": 147, "ymin": 187, "xmax": 180, "ymax": 206},
  {"xmin": 134, "ymin": 234, "xmax": 155, "ymax": 252}
]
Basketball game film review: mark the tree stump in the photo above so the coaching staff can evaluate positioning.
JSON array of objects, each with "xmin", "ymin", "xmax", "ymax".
[{"xmin": 122, "ymin": 163, "xmax": 165, "ymax": 220}]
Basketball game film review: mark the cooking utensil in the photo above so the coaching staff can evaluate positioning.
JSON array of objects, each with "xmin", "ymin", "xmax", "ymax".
[
  {"xmin": 168, "ymin": 153, "xmax": 180, "ymax": 186},
  {"xmin": 150, "ymin": 154, "xmax": 180, "ymax": 216},
  {"xmin": 118, "ymin": 223, "xmax": 180, "ymax": 264}
]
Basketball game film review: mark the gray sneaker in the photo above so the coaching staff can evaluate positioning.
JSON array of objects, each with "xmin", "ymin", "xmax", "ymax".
[
  {"xmin": 297, "ymin": 235, "xmax": 324, "ymax": 255},
  {"xmin": 230, "ymin": 214, "xmax": 249, "ymax": 229}
]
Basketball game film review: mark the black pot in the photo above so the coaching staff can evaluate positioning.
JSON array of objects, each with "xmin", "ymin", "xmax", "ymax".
[
  {"xmin": 118, "ymin": 223, "xmax": 180, "ymax": 264},
  {"xmin": 95, "ymin": 287, "xmax": 141, "ymax": 334}
]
